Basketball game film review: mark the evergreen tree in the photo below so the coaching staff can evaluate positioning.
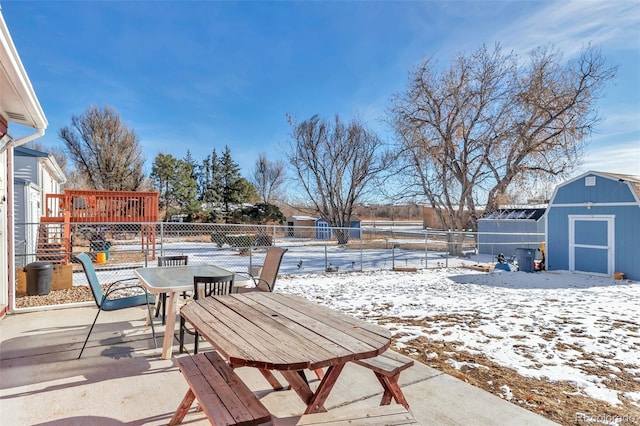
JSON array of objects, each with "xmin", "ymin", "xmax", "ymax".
[
  {"xmin": 236, "ymin": 177, "xmax": 259, "ymax": 204},
  {"xmin": 219, "ymin": 146, "xmax": 244, "ymax": 221},
  {"xmin": 181, "ymin": 150, "xmax": 203, "ymax": 220},
  {"xmin": 151, "ymin": 153, "xmax": 176, "ymax": 215},
  {"xmin": 199, "ymin": 149, "xmax": 222, "ymax": 204},
  {"xmin": 151, "ymin": 153, "xmax": 197, "ymax": 220}
]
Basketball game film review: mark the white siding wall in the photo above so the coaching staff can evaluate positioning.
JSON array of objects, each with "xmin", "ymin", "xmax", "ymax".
[
  {"xmin": 0, "ymin": 150, "xmax": 8, "ymax": 309},
  {"xmin": 13, "ymin": 155, "xmax": 38, "ymax": 183}
]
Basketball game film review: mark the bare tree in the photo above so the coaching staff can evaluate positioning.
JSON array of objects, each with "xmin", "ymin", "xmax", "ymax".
[
  {"xmin": 390, "ymin": 44, "xmax": 616, "ymax": 240},
  {"xmin": 286, "ymin": 114, "xmax": 386, "ymax": 244},
  {"xmin": 252, "ymin": 153, "xmax": 285, "ymax": 204},
  {"xmin": 58, "ymin": 105, "xmax": 146, "ymax": 191}
]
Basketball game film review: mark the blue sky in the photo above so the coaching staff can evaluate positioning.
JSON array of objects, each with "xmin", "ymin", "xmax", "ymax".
[{"xmin": 3, "ymin": 0, "xmax": 639, "ymax": 180}]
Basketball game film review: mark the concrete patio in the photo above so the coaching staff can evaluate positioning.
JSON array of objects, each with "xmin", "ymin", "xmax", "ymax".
[{"xmin": 0, "ymin": 304, "xmax": 558, "ymax": 425}]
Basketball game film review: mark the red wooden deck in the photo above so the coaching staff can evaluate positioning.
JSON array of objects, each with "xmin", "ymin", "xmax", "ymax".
[{"xmin": 38, "ymin": 190, "xmax": 159, "ymax": 264}]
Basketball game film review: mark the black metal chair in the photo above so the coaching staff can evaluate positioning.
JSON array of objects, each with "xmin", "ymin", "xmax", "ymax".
[
  {"xmin": 179, "ymin": 274, "xmax": 234, "ymax": 354},
  {"xmin": 154, "ymin": 255, "xmax": 188, "ymax": 325}
]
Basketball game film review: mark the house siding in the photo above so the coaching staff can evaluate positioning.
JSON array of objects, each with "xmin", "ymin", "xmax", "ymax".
[
  {"xmin": 13, "ymin": 179, "xmax": 27, "ymax": 243},
  {"xmin": 552, "ymin": 174, "xmax": 636, "ymax": 204},
  {"xmin": 13, "ymin": 154, "xmax": 38, "ymax": 183},
  {"xmin": 12, "ymin": 149, "xmax": 65, "ymax": 268},
  {"xmin": 0, "ymin": 150, "xmax": 7, "ymax": 312},
  {"xmin": 478, "ymin": 219, "xmax": 544, "ymax": 256}
]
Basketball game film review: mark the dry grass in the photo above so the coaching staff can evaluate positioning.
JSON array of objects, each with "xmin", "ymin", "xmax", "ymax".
[{"xmin": 383, "ymin": 318, "xmax": 640, "ymax": 426}]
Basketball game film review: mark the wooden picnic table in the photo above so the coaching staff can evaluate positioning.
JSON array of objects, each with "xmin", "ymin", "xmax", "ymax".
[{"xmin": 180, "ymin": 292, "xmax": 392, "ymax": 414}]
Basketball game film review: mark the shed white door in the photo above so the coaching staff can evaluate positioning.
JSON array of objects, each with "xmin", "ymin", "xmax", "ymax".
[{"xmin": 568, "ymin": 215, "xmax": 614, "ymax": 277}]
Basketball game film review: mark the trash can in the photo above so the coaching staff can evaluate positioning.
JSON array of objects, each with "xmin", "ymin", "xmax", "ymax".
[
  {"xmin": 104, "ymin": 241, "xmax": 111, "ymax": 260},
  {"xmin": 515, "ymin": 248, "xmax": 535, "ymax": 273},
  {"xmin": 24, "ymin": 262, "xmax": 53, "ymax": 296}
]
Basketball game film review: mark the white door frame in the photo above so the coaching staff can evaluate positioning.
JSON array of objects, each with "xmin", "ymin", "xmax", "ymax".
[
  {"xmin": 26, "ymin": 187, "xmax": 41, "ymax": 264},
  {"xmin": 568, "ymin": 215, "xmax": 614, "ymax": 277}
]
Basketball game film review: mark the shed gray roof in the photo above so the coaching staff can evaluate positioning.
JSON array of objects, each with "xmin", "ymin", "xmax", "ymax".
[
  {"xmin": 480, "ymin": 208, "xmax": 546, "ymax": 221},
  {"xmin": 596, "ymin": 171, "xmax": 640, "ymax": 200}
]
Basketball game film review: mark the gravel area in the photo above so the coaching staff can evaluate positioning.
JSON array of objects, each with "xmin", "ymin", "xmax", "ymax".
[
  {"xmin": 15, "ymin": 285, "xmax": 145, "ymax": 308},
  {"xmin": 16, "ymin": 287, "xmax": 93, "ymax": 308}
]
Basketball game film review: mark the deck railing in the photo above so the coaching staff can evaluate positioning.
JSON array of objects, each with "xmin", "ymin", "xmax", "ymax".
[
  {"xmin": 44, "ymin": 190, "xmax": 158, "ymax": 223},
  {"xmin": 39, "ymin": 190, "xmax": 158, "ymax": 264}
]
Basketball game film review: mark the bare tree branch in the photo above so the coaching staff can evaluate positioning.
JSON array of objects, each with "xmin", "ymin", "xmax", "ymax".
[
  {"xmin": 285, "ymin": 114, "xmax": 387, "ymax": 243},
  {"xmin": 252, "ymin": 153, "xmax": 286, "ymax": 204},
  {"xmin": 390, "ymin": 43, "xmax": 616, "ymax": 237},
  {"xmin": 58, "ymin": 105, "xmax": 146, "ymax": 191}
]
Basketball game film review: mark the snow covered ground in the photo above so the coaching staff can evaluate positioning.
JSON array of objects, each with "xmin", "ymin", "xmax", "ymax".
[
  {"xmin": 276, "ymin": 268, "xmax": 640, "ymax": 408},
  {"xmin": 98, "ymin": 240, "xmax": 639, "ymax": 407}
]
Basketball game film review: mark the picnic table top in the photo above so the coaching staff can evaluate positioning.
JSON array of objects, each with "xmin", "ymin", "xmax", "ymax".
[{"xmin": 181, "ymin": 292, "xmax": 391, "ymax": 371}]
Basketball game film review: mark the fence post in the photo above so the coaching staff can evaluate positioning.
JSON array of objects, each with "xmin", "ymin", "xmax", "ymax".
[
  {"xmin": 445, "ymin": 231, "xmax": 450, "ymax": 268},
  {"xmin": 425, "ymin": 232, "xmax": 428, "ymax": 269},
  {"xmin": 393, "ymin": 244, "xmax": 397, "ymax": 269},
  {"xmin": 324, "ymin": 245, "xmax": 328, "ymax": 271},
  {"xmin": 159, "ymin": 222, "xmax": 164, "ymax": 257},
  {"xmin": 360, "ymin": 238, "xmax": 364, "ymax": 271}
]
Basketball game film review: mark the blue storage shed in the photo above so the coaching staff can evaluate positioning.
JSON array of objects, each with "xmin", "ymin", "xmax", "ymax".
[
  {"xmin": 315, "ymin": 218, "xmax": 362, "ymax": 240},
  {"xmin": 477, "ymin": 208, "xmax": 546, "ymax": 257},
  {"xmin": 546, "ymin": 171, "xmax": 640, "ymax": 280}
]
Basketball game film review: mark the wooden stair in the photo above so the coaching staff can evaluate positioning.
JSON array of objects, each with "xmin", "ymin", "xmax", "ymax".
[{"xmin": 36, "ymin": 221, "xmax": 71, "ymax": 265}]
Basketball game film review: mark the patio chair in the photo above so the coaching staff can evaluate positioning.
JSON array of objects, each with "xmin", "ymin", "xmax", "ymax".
[
  {"xmin": 154, "ymin": 255, "xmax": 189, "ymax": 325},
  {"xmin": 179, "ymin": 274, "xmax": 235, "ymax": 354},
  {"xmin": 236, "ymin": 247, "xmax": 288, "ymax": 293},
  {"xmin": 75, "ymin": 252, "xmax": 156, "ymax": 359}
]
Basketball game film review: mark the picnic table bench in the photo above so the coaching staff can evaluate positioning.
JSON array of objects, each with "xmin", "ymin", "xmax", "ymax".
[
  {"xmin": 354, "ymin": 350, "xmax": 414, "ymax": 409},
  {"xmin": 170, "ymin": 351, "xmax": 415, "ymax": 426},
  {"xmin": 314, "ymin": 349, "xmax": 414, "ymax": 409},
  {"xmin": 169, "ymin": 351, "xmax": 271, "ymax": 426}
]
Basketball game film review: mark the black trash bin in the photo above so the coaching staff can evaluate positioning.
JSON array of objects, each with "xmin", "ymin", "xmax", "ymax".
[
  {"xmin": 515, "ymin": 248, "xmax": 535, "ymax": 273},
  {"xmin": 24, "ymin": 262, "xmax": 53, "ymax": 296}
]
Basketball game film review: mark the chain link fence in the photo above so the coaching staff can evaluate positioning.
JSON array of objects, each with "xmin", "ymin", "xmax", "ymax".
[{"xmin": 14, "ymin": 220, "xmax": 544, "ymax": 306}]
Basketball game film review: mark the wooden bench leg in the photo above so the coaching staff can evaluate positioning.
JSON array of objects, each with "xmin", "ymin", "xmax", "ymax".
[
  {"xmin": 375, "ymin": 372, "xmax": 410, "ymax": 409},
  {"xmin": 259, "ymin": 368, "xmax": 284, "ymax": 390},
  {"xmin": 169, "ymin": 388, "xmax": 196, "ymax": 426}
]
